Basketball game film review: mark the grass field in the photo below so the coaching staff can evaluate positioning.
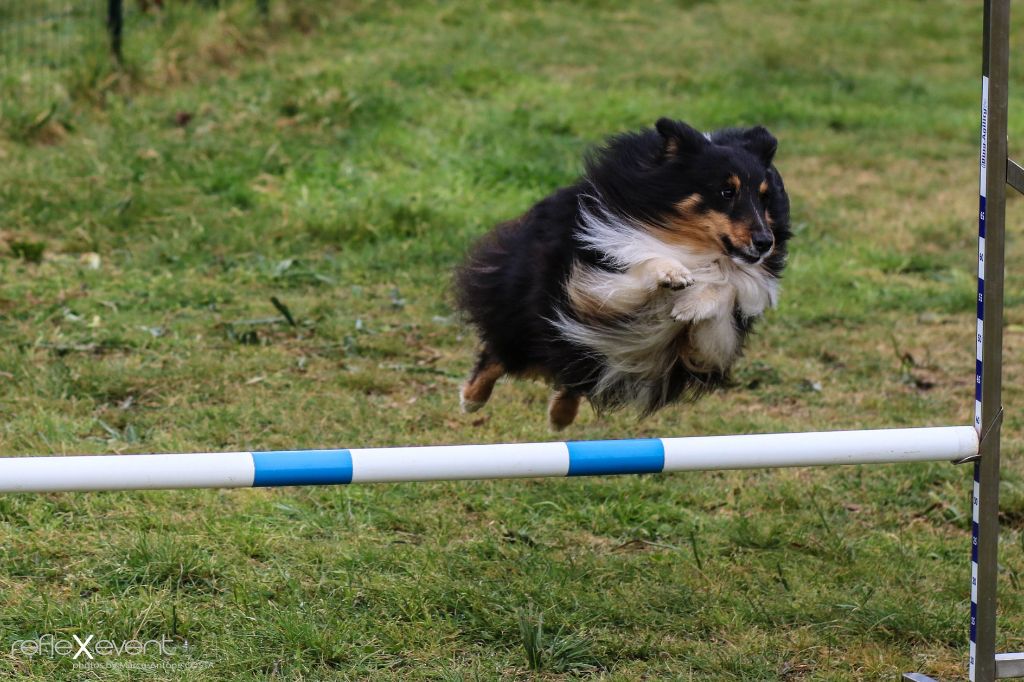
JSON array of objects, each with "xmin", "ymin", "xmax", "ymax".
[{"xmin": 2, "ymin": 1, "xmax": 1024, "ymax": 679}]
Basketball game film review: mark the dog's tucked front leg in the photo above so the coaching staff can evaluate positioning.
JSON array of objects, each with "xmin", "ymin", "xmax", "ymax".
[{"xmin": 567, "ymin": 258, "xmax": 692, "ymax": 319}]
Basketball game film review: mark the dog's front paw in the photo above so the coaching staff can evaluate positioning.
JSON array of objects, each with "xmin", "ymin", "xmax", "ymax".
[{"xmin": 656, "ymin": 265, "xmax": 694, "ymax": 291}]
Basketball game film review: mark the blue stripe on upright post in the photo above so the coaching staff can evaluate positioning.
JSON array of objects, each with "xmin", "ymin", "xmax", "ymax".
[
  {"xmin": 976, "ymin": 360, "xmax": 983, "ymax": 401},
  {"xmin": 252, "ymin": 450, "xmax": 353, "ymax": 486},
  {"xmin": 566, "ymin": 439, "xmax": 664, "ymax": 476}
]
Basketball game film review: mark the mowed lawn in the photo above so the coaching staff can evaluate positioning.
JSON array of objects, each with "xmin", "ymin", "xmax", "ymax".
[{"xmin": 3, "ymin": 1, "xmax": 1024, "ymax": 679}]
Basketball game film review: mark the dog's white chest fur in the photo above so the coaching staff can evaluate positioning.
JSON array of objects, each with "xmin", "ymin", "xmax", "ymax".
[
  {"xmin": 661, "ymin": 258, "xmax": 777, "ymax": 368},
  {"xmin": 553, "ymin": 200, "xmax": 779, "ymax": 406}
]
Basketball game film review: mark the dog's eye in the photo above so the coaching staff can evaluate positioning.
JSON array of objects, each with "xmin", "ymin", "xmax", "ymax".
[{"xmin": 720, "ymin": 188, "xmax": 736, "ymax": 200}]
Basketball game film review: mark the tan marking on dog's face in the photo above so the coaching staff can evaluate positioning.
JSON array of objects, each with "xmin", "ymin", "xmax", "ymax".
[
  {"xmin": 655, "ymin": 202, "xmax": 754, "ymax": 253},
  {"xmin": 759, "ymin": 179, "xmax": 768, "ymax": 194},
  {"xmin": 728, "ymin": 174, "xmax": 741, "ymax": 192},
  {"xmin": 675, "ymin": 193, "xmax": 702, "ymax": 214}
]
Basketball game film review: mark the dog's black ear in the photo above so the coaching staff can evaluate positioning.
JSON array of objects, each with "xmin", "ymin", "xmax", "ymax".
[
  {"xmin": 655, "ymin": 118, "xmax": 708, "ymax": 159},
  {"xmin": 742, "ymin": 126, "xmax": 778, "ymax": 166}
]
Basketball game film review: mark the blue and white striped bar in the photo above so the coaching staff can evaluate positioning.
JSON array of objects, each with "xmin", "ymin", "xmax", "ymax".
[{"xmin": 0, "ymin": 426, "xmax": 978, "ymax": 493}]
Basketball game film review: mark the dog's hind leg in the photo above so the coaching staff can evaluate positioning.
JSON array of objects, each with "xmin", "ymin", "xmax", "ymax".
[
  {"xmin": 548, "ymin": 388, "xmax": 582, "ymax": 431},
  {"xmin": 460, "ymin": 350, "xmax": 505, "ymax": 413}
]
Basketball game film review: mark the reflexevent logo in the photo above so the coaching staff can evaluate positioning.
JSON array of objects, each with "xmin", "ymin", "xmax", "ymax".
[{"xmin": 10, "ymin": 634, "xmax": 211, "ymax": 672}]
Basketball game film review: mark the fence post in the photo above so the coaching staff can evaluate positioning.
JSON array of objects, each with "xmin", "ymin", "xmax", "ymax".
[{"xmin": 107, "ymin": 0, "xmax": 123, "ymax": 63}]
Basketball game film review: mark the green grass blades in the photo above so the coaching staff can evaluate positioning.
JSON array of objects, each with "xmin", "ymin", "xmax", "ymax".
[{"xmin": 3, "ymin": 0, "xmax": 1024, "ymax": 679}]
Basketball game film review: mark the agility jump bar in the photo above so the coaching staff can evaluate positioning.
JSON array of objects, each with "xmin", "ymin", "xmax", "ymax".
[{"xmin": 0, "ymin": 426, "xmax": 978, "ymax": 493}]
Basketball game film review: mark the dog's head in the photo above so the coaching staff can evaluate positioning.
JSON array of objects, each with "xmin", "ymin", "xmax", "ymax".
[
  {"xmin": 587, "ymin": 118, "xmax": 790, "ymax": 270},
  {"xmin": 653, "ymin": 118, "xmax": 787, "ymax": 265}
]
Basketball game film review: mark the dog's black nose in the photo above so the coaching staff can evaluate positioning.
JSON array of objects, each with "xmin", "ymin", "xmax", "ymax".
[{"xmin": 753, "ymin": 234, "xmax": 774, "ymax": 255}]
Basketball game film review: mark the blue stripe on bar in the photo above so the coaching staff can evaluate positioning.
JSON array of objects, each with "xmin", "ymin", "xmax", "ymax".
[
  {"xmin": 252, "ymin": 450, "xmax": 353, "ymax": 486},
  {"xmin": 972, "ymin": 522, "xmax": 979, "ymax": 562},
  {"xmin": 566, "ymin": 439, "xmax": 664, "ymax": 476}
]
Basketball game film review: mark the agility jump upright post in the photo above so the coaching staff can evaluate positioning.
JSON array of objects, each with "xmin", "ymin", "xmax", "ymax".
[{"xmin": 948, "ymin": 1, "xmax": 1018, "ymax": 681}]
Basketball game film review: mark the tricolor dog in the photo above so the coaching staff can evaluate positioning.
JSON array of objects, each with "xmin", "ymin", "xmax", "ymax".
[{"xmin": 454, "ymin": 118, "xmax": 791, "ymax": 428}]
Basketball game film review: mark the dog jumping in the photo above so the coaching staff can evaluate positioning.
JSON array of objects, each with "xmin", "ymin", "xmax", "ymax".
[{"xmin": 454, "ymin": 118, "xmax": 792, "ymax": 429}]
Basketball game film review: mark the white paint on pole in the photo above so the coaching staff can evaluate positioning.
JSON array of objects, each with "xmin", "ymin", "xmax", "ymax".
[
  {"xmin": 350, "ymin": 442, "xmax": 570, "ymax": 483},
  {"xmin": 661, "ymin": 426, "xmax": 978, "ymax": 472},
  {"xmin": 0, "ymin": 452, "xmax": 255, "ymax": 493},
  {"xmin": 979, "ymin": 75, "xmax": 989, "ymax": 196}
]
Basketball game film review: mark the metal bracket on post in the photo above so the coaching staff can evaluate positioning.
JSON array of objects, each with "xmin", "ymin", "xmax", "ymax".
[
  {"xmin": 1007, "ymin": 159, "xmax": 1024, "ymax": 196},
  {"xmin": 954, "ymin": 408, "xmax": 1004, "ymax": 465},
  {"xmin": 981, "ymin": 407, "xmax": 1005, "ymax": 451}
]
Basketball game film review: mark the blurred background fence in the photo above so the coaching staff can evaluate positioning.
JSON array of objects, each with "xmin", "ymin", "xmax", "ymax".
[
  {"xmin": 0, "ymin": 1, "xmax": 269, "ymax": 120},
  {"xmin": 0, "ymin": 1, "xmax": 109, "ymax": 116}
]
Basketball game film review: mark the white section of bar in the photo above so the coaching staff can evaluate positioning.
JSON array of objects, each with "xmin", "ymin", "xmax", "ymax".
[
  {"xmin": 662, "ymin": 426, "xmax": 978, "ymax": 472},
  {"xmin": 0, "ymin": 452, "xmax": 255, "ymax": 493},
  {"xmin": 350, "ymin": 442, "xmax": 570, "ymax": 483}
]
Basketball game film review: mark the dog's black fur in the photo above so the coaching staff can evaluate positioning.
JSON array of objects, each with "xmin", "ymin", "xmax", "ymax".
[{"xmin": 455, "ymin": 118, "xmax": 791, "ymax": 424}]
